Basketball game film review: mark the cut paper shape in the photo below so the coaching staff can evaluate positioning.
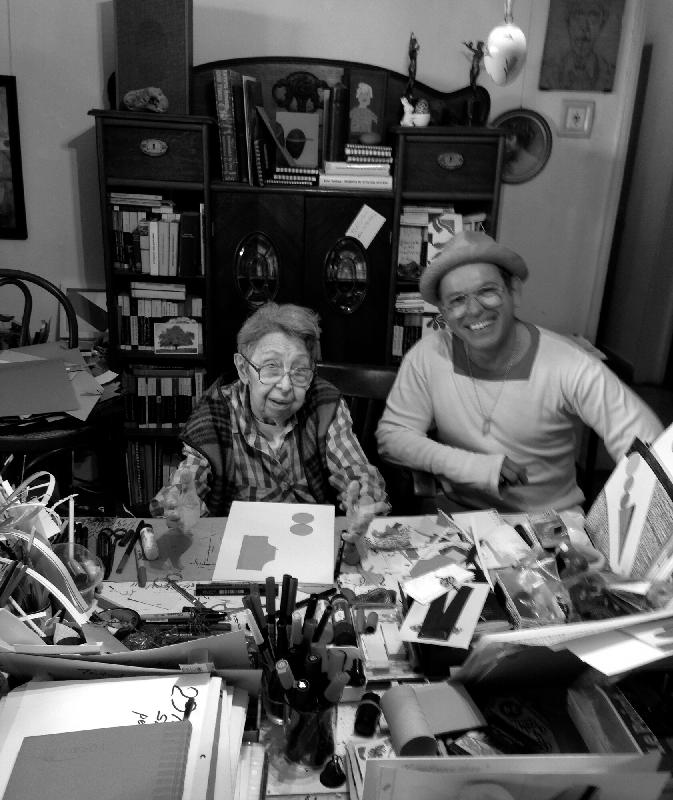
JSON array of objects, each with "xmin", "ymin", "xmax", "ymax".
[
  {"xmin": 290, "ymin": 523, "xmax": 313, "ymax": 536},
  {"xmin": 236, "ymin": 535, "xmax": 277, "ymax": 571}
]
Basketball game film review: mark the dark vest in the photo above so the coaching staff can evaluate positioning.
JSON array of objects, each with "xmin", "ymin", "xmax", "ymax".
[{"xmin": 181, "ymin": 376, "xmax": 341, "ymax": 515}]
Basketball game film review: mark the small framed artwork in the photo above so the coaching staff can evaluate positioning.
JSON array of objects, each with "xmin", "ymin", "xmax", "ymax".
[
  {"xmin": 154, "ymin": 317, "xmax": 201, "ymax": 355},
  {"xmin": 0, "ymin": 76, "xmax": 27, "ymax": 239},
  {"xmin": 559, "ymin": 99, "xmax": 596, "ymax": 138},
  {"xmin": 348, "ymin": 68, "xmax": 388, "ymax": 144},
  {"xmin": 275, "ymin": 111, "xmax": 320, "ymax": 168},
  {"xmin": 492, "ymin": 108, "xmax": 553, "ymax": 185}
]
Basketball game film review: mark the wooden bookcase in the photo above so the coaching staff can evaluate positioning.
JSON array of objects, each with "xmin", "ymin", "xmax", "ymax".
[
  {"xmin": 389, "ymin": 125, "xmax": 505, "ymax": 361},
  {"xmin": 89, "ymin": 109, "xmax": 214, "ymax": 507}
]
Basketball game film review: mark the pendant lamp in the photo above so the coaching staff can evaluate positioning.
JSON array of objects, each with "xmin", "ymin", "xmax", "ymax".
[{"xmin": 484, "ymin": 0, "xmax": 527, "ymax": 86}]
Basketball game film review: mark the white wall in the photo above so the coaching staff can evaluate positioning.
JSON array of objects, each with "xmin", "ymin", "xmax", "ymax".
[{"xmin": 0, "ymin": 0, "xmax": 647, "ymax": 346}]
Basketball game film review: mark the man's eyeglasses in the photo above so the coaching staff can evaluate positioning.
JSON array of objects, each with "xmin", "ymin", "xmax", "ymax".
[
  {"xmin": 442, "ymin": 283, "xmax": 507, "ymax": 318},
  {"xmin": 239, "ymin": 353, "xmax": 314, "ymax": 387}
]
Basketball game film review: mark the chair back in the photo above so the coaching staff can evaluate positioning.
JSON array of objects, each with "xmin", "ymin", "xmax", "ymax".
[
  {"xmin": 0, "ymin": 269, "xmax": 78, "ymax": 348},
  {"xmin": 316, "ymin": 362, "xmax": 396, "ymax": 464}
]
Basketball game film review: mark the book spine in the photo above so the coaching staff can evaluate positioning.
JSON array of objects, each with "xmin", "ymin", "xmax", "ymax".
[
  {"xmin": 213, "ymin": 69, "xmax": 239, "ymax": 182},
  {"xmin": 318, "ymin": 173, "xmax": 392, "ymax": 189},
  {"xmin": 326, "ymin": 82, "xmax": 348, "ymax": 162}
]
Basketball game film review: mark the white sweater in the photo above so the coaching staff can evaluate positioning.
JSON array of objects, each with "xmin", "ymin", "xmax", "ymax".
[{"xmin": 376, "ymin": 324, "xmax": 663, "ymax": 512}]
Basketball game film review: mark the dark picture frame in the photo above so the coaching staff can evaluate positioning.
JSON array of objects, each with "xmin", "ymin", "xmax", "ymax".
[
  {"xmin": 492, "ymin": 109, "xmax": 553, "ymax": 185},
  {"xmin": 0, "ymin": 76, "xmax": 27, "ymax": 239},
  {"xmin": 539, "ymin": 0, "xmax": 625, "ymax": 92},
  {"xmin": 347, "ymin": 68, "xmax": 388, "ymax": 144}
]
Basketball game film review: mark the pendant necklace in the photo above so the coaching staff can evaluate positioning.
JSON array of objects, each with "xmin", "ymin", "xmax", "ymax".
[{"xmin": 465, "ymin": 331, "xmax": 520, "ymax": 436}]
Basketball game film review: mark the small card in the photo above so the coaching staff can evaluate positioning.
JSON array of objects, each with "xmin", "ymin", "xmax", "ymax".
[
  {"xmin": 403, "ymin": 563, "xmax": 473, "ymax": 605},
  {"xmin": 346, "ymin": 204, "xmax": 386, "ymax": 249}
]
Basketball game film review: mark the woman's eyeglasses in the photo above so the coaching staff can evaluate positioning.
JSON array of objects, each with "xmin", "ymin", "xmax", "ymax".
[{"xmin": 239, "ymin": 353, "xmax": 314, "ymax": 387}]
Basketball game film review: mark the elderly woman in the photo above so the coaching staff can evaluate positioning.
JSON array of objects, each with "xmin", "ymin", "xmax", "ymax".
[{"xmin": 151, "ymin": 302, "xmax": 389, "ymax": 529}]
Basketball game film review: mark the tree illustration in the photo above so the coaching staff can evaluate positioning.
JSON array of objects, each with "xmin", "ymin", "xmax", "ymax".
[{"xmin": 158, "ymin": 325, "xmax": 195, "ymax": 350}]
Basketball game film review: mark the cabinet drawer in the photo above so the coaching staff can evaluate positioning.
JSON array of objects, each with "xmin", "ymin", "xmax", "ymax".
[
  {"xmin": 102, "ymin": 124, "xmax": 205, "ymax": 182},
  {"xmin": 401, "ymin": 137, "xmax": 501, "ymax": 193}
]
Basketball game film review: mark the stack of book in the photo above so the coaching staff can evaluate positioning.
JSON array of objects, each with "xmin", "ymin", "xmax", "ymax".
[
  {"xmin": 122, "ymin": 365, "xmax": 205, "ymax": 430},
  {"xmin": 319, "ymin": 143, "xmax": 393, "ymax": 190},
  {"xmin": 392, "ymin": 291, "xmax": 445, "ymax": 361},
  {"xmin": 108, "ymin": 192, "xmax": 204, "ymax": 276}
]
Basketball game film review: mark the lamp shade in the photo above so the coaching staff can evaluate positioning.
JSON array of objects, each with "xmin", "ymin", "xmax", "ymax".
[{"xmin": 484, "ymin": 22, "xmax": 527, "ymax": 85}]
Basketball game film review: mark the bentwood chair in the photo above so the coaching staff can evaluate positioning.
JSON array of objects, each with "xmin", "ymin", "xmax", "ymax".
[
  {"xmin": 0, "ymin": 269, "xmax": 123, "ymax": 510},
  {"xmin": 316, "ymin": 362, "xmax": 421, "ymax": 513}
]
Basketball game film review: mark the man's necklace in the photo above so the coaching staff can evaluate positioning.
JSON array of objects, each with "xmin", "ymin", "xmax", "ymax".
[{"xmin": 465, "ymin": 332, "xmax": 520, "ymax": 436}]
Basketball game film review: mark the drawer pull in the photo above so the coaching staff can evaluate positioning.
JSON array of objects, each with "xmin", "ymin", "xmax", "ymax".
[
  {"xmin": 437, "ymin": 151, "xmax": 464, "ymax": 170},
  {"xmin": 140, "ymin": 138, "xmax": 168, "ymax": 157}
]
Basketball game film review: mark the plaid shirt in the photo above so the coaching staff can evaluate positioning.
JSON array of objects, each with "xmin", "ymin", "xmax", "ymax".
[{"xmin": 152, "ymin": 381, "xmax": 387, "ymax": 515}]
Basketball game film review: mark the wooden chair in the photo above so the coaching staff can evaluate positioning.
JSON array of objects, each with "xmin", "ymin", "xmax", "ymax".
[
  {"xmin": 316, "ymin": 362, "xmax": 420, "ymax": 513},
  {"xmin": 0, "ymin": 269, "xmax": 123, "ymax": 511}
]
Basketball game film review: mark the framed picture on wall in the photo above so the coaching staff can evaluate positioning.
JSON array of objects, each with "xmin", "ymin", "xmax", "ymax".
[
  {"xmin": 0, "ymin": 76, "xmax": 27, "ymax": 239},
  {"xmin": 492, "ymin": 109, "xmax": 553, "ymax": 185},
  {"xmin": 539, "ymin": 0, "xmax": 625, "ymax": 92},
  {"xmin": 347, "ymin": 68, "xmax": 388, "ymax": 144}
]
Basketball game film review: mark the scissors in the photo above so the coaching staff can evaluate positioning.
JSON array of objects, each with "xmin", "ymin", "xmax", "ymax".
[{"xmin": 96, "ymin": 527, "xmax": 127, "ymax": 579}]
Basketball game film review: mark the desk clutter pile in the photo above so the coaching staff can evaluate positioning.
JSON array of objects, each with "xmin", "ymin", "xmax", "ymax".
[{"xmin": 3, "ymin": 426, "xmax": 673, "ymax": 798}]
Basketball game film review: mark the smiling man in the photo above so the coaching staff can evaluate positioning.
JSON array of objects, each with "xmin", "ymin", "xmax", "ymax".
[
  {"xmin": 376, "ymin": 231, "xmax": 662, "ymax": 513},
  {"xmin": 151, "ymin": 302, "xmax": 388, "ymax": 526}
]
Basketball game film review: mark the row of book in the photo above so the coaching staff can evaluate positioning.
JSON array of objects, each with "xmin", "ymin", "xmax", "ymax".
[
  {"xmin": 397, "ymin": 206, "xmax": 487, "ymax": 280},
  {"xmin": 116, "ymin": 291, "xmax": 202, "ymax": 352},
  {"xmin": 125, "ymin": 438, "xmax": 184, "ymax": 507},
  {"xmin": 108, "ymin": 192, "xmax": 204, "ymax": 276},
  {"xmin": 122, "ymin": 365, "xmax": 206, "ymax": 430}
]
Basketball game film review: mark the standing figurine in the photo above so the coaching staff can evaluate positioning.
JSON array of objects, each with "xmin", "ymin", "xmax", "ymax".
[
  {"xmin": 406, "ymin": 32, "xmax": 420, "ymax": 100},
  {"xmin": 463, "ymin": 40, "xmax": 486, "ymax": 90}
]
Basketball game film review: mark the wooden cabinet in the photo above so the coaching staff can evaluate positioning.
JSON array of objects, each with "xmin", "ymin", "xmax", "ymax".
[
  {"xmin": 388, "ymin": 126, "xmax": 505, "ymax": 361},
  {"xmin": 211, "ymin": 186, "xmax": 394, "ymax": 372}
]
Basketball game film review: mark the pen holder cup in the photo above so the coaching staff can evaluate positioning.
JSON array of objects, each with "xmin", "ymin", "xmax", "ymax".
[
  {"xmin": 52, "ymin": 544, "xmax": 104, "ymax": 607},
  {"xmin": 261, "ymin": 669, "xmax": 287, "ymax": 727},
  {"xmin": 284, "ymin": 703, "xmax": 335, "ymax": 768}
]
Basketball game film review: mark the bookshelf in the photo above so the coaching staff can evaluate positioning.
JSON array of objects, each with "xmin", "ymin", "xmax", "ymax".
[
  {"xmin": 388, "ymin": 126, "xmax": 505, "ymax": 362},
  {"xmin": 90, "ymin": 109, "xmax": 214, "ymax": 507}
]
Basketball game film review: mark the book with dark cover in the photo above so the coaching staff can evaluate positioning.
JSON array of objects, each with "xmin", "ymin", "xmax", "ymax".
[
  {"xmin": 242, "ymin": 76, "xmax": 263, "ymax": 186},
  {"xmin": 177, "ymin": 211, "xmax": 202, "ymax": 275},
  {"xmin": 326, "ymin": 82, "xmax": 349, "ymax": 162},
  {"xmin": 213, "ymin": 68, "xmax": 240, "ymax": 181}
]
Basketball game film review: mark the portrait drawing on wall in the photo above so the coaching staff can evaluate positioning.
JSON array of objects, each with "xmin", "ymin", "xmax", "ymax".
[
  {"xmin": 0, "ymin": 76, "xmax": 27, "ymax": 239},
  {"xmin": 539, "ymin": 0, "xmax": 625, "ymax": 92},
  {"xmin": 492, "ymin": 109, "xmax": 553, "ymax": 185}
]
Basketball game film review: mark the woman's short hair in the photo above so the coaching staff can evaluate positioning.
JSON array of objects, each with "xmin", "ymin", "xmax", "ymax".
[{"xmin": 237, "ymin": 302, "xmax": 321, "ymax": 361}]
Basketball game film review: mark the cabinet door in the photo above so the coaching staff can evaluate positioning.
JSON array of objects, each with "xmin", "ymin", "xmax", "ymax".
[
  {"xmin": 211, "ymin": 191, "xmax": 304, "ymax": 375},
  {"xmin": 304, "ymin": 195, "xmax": 393, "ymax": 364}
]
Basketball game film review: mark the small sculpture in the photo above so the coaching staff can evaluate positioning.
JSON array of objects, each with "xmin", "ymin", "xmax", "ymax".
[
  {"xmin": 406, "ymin": 32, "xmax": 420, "ymax": 100},
  {"xmin": 400, "ymin": 96, "xmax": 415, "ymax": 127},
  {"xmin": 463, "ymin": 40, "xmax": 486, "ymax": 90},
  {"xmin": 122, "ymin": 87, "xmax": 169, "ymax": 113}
]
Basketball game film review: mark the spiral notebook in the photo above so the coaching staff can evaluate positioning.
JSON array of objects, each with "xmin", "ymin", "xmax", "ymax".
[{"xmin": 3, "ymin": 721, "xmax": 191, "ymax": 800}]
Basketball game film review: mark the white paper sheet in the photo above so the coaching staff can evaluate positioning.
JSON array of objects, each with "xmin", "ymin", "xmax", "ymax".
[{"xmin": 213, "ymin": 501, "xmax": 335, "ymax": 585}]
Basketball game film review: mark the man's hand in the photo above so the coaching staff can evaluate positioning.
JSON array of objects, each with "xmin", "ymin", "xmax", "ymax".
[
  {"xmin": 499, "ymin": 456, "xmax": 528, "ymax": 489},
  {"xmin": 160, "ymin": 468, "xmax": 201, "ymax": 534}
]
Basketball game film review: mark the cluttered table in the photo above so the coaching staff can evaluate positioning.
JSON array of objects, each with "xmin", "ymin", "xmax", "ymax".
[{"xmin": 4, "ymin": 494, "xmax": 673, "ymax": 799}]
